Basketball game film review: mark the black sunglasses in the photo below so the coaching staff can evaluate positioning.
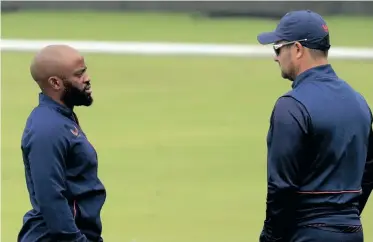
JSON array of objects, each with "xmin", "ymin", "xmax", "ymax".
[{"xmin": 273, "ymin": 39, "xmax": 308, "ymax": 56}]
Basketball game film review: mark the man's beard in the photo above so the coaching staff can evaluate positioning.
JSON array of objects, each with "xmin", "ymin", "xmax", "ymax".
[
  {"xmin": 62, "ymin": 80, "xmax": 93, "ymax": 108},
  {"xmin": 281, "ymin": 70, "xmax": 295, "ymax": 82},
  {"xmin": 280, "ymin": 63, "xmax": 297, "ymax": 82}
]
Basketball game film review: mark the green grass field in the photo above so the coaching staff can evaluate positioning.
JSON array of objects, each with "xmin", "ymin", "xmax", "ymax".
[{"xmin": 2, "ymin": 12, "xmax": 373, "ymax": 242}]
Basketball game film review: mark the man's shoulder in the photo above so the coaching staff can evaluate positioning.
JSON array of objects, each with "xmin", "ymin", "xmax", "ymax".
[
  {"xmin": 21, "ymin": 109, "xmax": 73, "ymax": 153},
  {"xmin": 277, "ymin": 85, "xmax": 316, "ymax": 114},
  {"xmin": 272, "ymin": 95, "xmax": 310, "ymax": 121},
  {"xmin": 275, "ymin": 93, "xmax": 305, "ymax": 110},
  {"xmin": 23, "ymin": 106, "xmax": 70, "ymax": 139},
  {"xmin": 26, "ymin": 106, "xmax": 61, "ymax": 127},
  {"xmin": 280, "ymin": 86, "xmax": 304, "ymax": 99}
]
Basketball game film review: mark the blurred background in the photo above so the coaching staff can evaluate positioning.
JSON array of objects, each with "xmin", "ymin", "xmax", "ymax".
[{"xmin": 1, "ymin": 1, "xmax": 373, "ymax": 242}]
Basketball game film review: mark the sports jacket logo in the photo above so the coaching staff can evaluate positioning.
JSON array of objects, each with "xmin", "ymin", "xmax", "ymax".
[{"xmin": 70, "ymin": 126, "xmax": 79, "ymax": 137}]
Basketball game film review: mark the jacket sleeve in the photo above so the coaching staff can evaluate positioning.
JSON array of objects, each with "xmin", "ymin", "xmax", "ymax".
[
  {"xmin": 26, "ymin": 126, "xmax": 88, "ymax": 241},
  {"xmin": 260, "ymin": 96, "xmax": 309, "ymax": 242},
  {"xmin": 359, "ymin": 115, "xmax": 373, "ymax": 214}
]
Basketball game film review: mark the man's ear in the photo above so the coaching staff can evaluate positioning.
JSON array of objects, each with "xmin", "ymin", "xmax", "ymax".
[
  {"xmin": 295, "ymin": 42, "xmax": 305, "ymax": 59},
  {"xmin": 48, "ymin": 76, "xmax": 62, "ymax": 90}
]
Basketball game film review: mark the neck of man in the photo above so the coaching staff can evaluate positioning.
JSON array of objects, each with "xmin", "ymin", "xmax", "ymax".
[
  {"xmin": 295, "ymin": 57, "xmax": 329, "ymax": 78},
  {"xmin": 44, "ymin": 91, "xmax": 73, "ymax": 109}
]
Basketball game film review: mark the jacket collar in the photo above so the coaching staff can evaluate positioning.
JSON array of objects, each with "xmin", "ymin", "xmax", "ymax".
[
  {"xmin": 38, "ymin": 93, "xmax": 73, "ymax": 117},
  {"xmin": 292, "ymin": 64, "xmax": 337, "ymax": 89}
]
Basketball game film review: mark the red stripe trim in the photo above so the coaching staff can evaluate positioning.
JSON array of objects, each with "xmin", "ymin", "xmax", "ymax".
[
  {"xmin": 297, "ymin": 189, "xmax": 362, "ymax": 194},
  {"xmin": 73, "ymin": 200, "xmax": 77, "ymax": 219}
]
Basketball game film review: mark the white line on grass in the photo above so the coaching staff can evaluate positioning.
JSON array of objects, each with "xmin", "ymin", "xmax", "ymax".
[{"xmin": 2, "ymin": 39, "xmax": 373, "ymax": 60}]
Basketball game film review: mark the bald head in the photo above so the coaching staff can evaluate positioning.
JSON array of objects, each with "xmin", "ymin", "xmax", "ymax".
[
  {"xmin": 30, "ymin": 45, "xmax": 82, "ymax": 87},
  {"xmin": 29, "ymin": 44, "xmax": 92, "ymax": 107}
]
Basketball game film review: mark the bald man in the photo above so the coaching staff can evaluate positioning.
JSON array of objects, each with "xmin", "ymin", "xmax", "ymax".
[{"xmin": 18, "ymin": 45, "xmax": 106, "ymax": 242}]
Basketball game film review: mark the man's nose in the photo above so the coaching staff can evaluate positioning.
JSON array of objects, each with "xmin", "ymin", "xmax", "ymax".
[
  {"xmin": 83, "ymin": 74, "xmax": 90, "ymax": 83},
  {"xmin": 273, "ymin": 55, "xmax": 279, "ymax": 62}
]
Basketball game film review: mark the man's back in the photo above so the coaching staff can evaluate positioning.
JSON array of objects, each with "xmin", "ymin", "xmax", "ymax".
[
  {"xmin": 257, "ymin": 10, "xmax": 367, "ymax": 242},
  {"xmin": 285, "ymin": 64, "xmax": 371, "ymax": 225}
]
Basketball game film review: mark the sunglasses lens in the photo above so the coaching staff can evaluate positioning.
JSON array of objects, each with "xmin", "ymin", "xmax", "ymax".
[{"xmin": 274, "ymin": 47, "xmax": 280, "ymax": 56}]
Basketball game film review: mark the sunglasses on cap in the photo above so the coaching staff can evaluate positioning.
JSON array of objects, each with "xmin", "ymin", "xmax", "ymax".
[{"xmin": 273, "ymin": 39, "xmax": 308, "ymax": 56}]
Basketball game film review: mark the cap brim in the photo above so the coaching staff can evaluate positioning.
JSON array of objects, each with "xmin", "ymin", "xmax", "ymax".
[{"xmin": 257, "ymin": 32, "xmax": 282, "ymax": 45}]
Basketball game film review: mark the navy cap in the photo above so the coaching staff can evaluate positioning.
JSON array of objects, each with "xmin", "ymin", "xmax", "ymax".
[{"xmin": 257, "ymin": 10, "xmax": 331, "ymax": 51}]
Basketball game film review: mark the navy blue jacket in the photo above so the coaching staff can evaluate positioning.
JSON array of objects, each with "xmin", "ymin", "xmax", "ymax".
[
  {"xmin": 359, "ymin": 119, "xmax": 373, "ymax": 213},
  {"xmin": 261, "ymin": 64, "xmax": 372, "ymax": 241},
  {"xmin": 18, "ymin": 93, "xmax": 106, "ymax": 242}
]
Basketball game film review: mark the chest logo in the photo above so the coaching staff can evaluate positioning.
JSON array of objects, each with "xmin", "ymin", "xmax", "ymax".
[{"xmin": 70, "ymin": 126, "xmax": 80, "ymax": 137}]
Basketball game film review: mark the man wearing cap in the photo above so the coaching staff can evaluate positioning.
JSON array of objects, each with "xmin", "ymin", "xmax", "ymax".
[{"xmin": 256, "ymin": 10, "xmax": 371, "ymax": 242}]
